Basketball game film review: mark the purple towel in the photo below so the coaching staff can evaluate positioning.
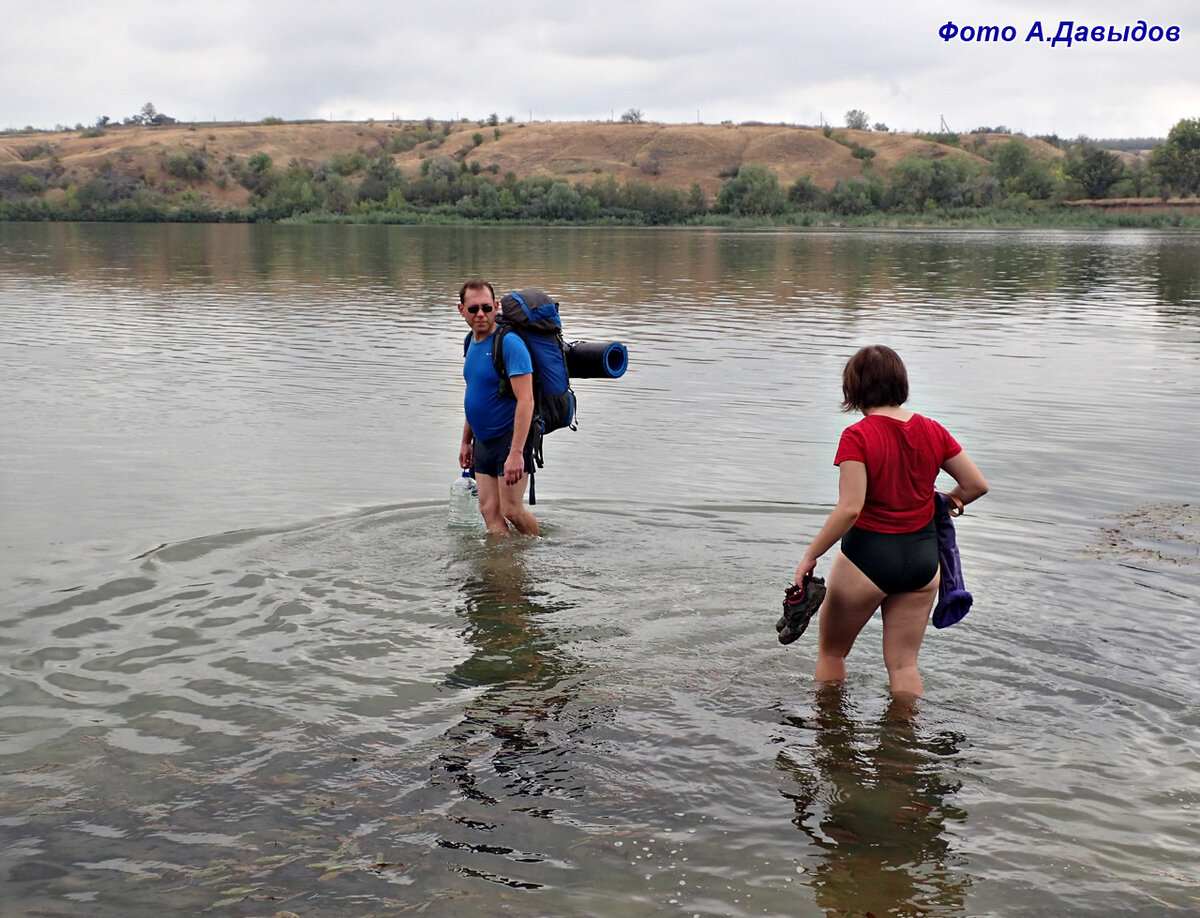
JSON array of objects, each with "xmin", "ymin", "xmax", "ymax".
[{"xmin": 932, "ymin": 492, "xmax": 973, "ymax": 628}]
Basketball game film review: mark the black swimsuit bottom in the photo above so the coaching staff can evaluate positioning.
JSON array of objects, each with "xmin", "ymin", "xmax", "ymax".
[{"xmin": 840, "ymin": 518, "xmax": 938, "ymax": 595}]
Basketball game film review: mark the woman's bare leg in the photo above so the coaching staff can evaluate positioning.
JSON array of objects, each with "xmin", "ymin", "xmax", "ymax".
[
  {"xmin": 879, "ymin": 572, "xmax": 939, "ymax": 696},
  {"xmin": 815, "ymin": 551, "xmax": 886, "ymax": 684}
]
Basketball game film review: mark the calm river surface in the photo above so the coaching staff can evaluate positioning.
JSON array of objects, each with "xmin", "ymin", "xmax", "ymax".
[{"xmin": 2, "ymin": 223, "xmax": 1199, "ymax": 917}]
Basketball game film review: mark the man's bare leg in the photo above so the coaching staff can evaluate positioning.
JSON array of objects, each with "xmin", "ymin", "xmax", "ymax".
[
  {"xmin": 475, "ymin": 475, "xmax": 511, "ymax": 534},
  {"xmin": 498, "ymin": 474, "xmax": 539, "ymax": 535}
]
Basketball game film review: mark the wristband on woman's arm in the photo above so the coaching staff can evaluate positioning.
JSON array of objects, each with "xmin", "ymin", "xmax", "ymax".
[{"xmin": 938, "ymin": 491, "xmax": 965, "ymax": 517}]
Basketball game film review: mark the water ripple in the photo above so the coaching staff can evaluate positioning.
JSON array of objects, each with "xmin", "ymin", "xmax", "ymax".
[{"xmin": 4, "ymin": 224, "xmax": 1200, "ymax": 915}]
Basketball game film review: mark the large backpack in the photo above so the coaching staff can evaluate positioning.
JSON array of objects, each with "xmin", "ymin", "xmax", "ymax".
[{"xmin": 463, "ymin": 288, "xmax": 576, "ymax": 503}]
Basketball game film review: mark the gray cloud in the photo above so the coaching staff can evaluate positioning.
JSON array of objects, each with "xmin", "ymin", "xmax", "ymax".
[{"xmin": 1, "ymin": 0, "xmax": 1195, "ymax": 136}]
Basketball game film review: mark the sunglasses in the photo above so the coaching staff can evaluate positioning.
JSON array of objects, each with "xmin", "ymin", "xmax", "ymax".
[{"xmin": 466, "ymin": 304, "xmax": 494, "ymax": 314}]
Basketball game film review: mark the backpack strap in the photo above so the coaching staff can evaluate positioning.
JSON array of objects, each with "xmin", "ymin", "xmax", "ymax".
[
  {"xmin": 493, "ymin": 325, "xmax": 544, "ymax": 448},
  {"xmin": 480, "ymin": 324, "xmax": 545, "ymax": 500},
  {"xmin": 465, "ymin": 327, "xmax": 515, "ymax": 396},
  {"xmin": 491, "ymin": 325, "xmax": 514, "ymax": 400}
]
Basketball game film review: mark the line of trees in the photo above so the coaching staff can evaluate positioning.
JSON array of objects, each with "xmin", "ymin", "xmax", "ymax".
[
  {"xmin": 3, "ymin": 118, "xmax": 1198, "ymax": 224},
  {"xmin": 238, "ymin": 151, "xmax": 710, "ymax": 223},
  {"xmin": 699, "ymin": 119, "xmax": 1199, "ymax": 217}
]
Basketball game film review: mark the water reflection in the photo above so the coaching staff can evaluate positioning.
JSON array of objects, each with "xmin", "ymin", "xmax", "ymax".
[
  {"xmin": 5, "ymin": 224, "xmax": 1198, "ymax": 321},
  {"xmin": 433, "ymin": 540, "xmax": 600, "ymax": 887},
  {"xmin": 779, "ymin": 687, "xmax": 968, "ymax": 916},
  {"xmin": 1155, "ymin": 242, "xmax": 1200, "ymax": 310}
]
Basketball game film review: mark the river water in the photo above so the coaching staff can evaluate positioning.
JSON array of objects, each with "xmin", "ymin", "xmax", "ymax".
[{"xmin": 1, "ymin": 223, "xmax": 1199, "ymax": 917}]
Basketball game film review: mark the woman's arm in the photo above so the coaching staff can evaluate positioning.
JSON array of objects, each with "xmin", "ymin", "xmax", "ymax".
[
  {"xmin": 795, "ymin": 460, "xmax": 867, "ymax": 585},
  {"xmin": 942, "ymin": 451, "xmax": 989, "ymax": 508}
]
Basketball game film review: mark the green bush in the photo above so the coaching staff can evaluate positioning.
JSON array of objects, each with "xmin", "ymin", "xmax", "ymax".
[
  {"xmin": 716, "ymin": 165, "xmax": 786, "ymax": 216},
  {"xmin": 539, "ymin": 181, "xmax": 584, "ymax": 219},
  {"xmin": 255, "ymin": 165, "xmax": 321, "ymax": 218},
  {"xmin": 388, "ymin": 132, "xmax": 419, "ymax": 153},
  {"xmin": 165, "ymin": 151, "xmax": 207, "ymax": 180},
  {"xmin": 827, "ymin": 177, "xmax": 884, "ymax": 215},
  {"xmin": 18, "ymin": 173, "xmax": 46, "ymax": 194},
  {"xmin": 329, "ymin": 152, "xmax": 370, "ymax": 176},
  {"xmin": 991, "ymin": 140, "xmax": 1056, "ymax": 200},
  {"xmin": 619, "ymin": 181, "xmax": 696, "ymax": 224},
  {"xmin": 581, "ymin": 175, "xmax": 621, "ymax": 208},
  {"xmin": 787, "ymin": 176, "xmax": 824, "ymax": 209},
  {"xmin": 991, "ymin": 140, "xmax": 1035, "ymax": 182},
  {"xmin": 356, "ymin": 153, "xmax": 405, "ymax": 203}
]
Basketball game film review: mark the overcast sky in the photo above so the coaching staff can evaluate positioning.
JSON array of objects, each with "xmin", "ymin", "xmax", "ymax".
[{"xmin": 3, "ymin": 0, "xmax": 1196, "ymax": 139}]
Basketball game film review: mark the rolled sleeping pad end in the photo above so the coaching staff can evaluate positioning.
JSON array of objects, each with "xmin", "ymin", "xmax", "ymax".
[{"xmin": 566, "ymin": 341, "xmax": 628, "ymax": 379}]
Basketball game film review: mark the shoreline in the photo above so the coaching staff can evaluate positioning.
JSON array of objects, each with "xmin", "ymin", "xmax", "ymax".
[
  {"xmin": 4, "ymin": 208, "xmax": 1199, "ymax": 230},
  {"xmin": 5, "ymin": 118, "xmax": 1195, "ymax": 228}
]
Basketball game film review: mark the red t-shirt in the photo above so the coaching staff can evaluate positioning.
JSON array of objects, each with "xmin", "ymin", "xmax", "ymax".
[{"xmin": 834, "ymin": 413, "xmax": 962, "ymax": 533}]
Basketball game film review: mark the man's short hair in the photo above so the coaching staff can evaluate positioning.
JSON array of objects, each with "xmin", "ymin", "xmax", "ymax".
[
  {"xmin": 459, "ymin": 278, "xmax": 495, "ymax": 304},
  {"xmin": 841, "ymin": 344, "xmax": 909, "ymax": 412}
]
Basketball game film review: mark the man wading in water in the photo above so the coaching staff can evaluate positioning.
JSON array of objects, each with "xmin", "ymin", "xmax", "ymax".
[{"xmin": 457, "ymin": 278, "xmax": 539, "ymax": 535}]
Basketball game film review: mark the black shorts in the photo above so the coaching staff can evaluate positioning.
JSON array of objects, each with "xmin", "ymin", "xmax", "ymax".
[
  {"xmin": 840, "ymin": 519, "xmax": 938, "ymax": 595},
  {"xmin": 473, "ymin": 428, "xmax": 533, "ymax": 478}
]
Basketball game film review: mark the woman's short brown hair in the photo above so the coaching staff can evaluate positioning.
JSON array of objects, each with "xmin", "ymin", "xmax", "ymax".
[{"xmin": 841, "ymin": 344, "xmax": 909, "ymax": 412}]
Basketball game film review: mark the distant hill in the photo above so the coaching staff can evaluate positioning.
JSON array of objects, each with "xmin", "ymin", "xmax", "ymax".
[{"xmin": 0, "ymin": 118, "xmax": 1081, "ymax": 211}]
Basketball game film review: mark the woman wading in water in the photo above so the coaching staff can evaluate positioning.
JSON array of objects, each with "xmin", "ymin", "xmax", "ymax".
[{"xmin": 795, "ymin": 345, "xmax": 989, "ymax": 696}]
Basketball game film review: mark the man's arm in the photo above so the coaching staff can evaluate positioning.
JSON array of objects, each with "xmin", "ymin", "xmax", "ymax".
[
  {"xmin": 460, "ymin": 420, "xmax": 475, "ymax": 470},
  {"xmin": 504, "ymin": 373, "xmax": 534, "ymax": 485}
]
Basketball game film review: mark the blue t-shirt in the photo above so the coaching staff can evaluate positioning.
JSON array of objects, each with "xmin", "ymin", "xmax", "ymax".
[{"xmin": 463, "ymin": 330, "xmax": 533, "ymax": 440}]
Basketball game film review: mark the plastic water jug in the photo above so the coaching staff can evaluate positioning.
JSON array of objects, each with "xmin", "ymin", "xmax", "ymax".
[{"xmin": 448, "ymin": 470, "xmax": 479, "ymax": 529}]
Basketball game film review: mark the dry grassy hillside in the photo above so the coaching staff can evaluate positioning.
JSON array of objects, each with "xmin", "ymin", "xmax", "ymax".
[{"xmin": 0, "ymin": 118, "xmax": 1055, "ymax": 210}]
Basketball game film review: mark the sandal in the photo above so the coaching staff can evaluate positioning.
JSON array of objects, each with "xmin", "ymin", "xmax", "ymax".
[{"xmin": 776, "ymin": 575, "xmax": 826, "ymax": 645}]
